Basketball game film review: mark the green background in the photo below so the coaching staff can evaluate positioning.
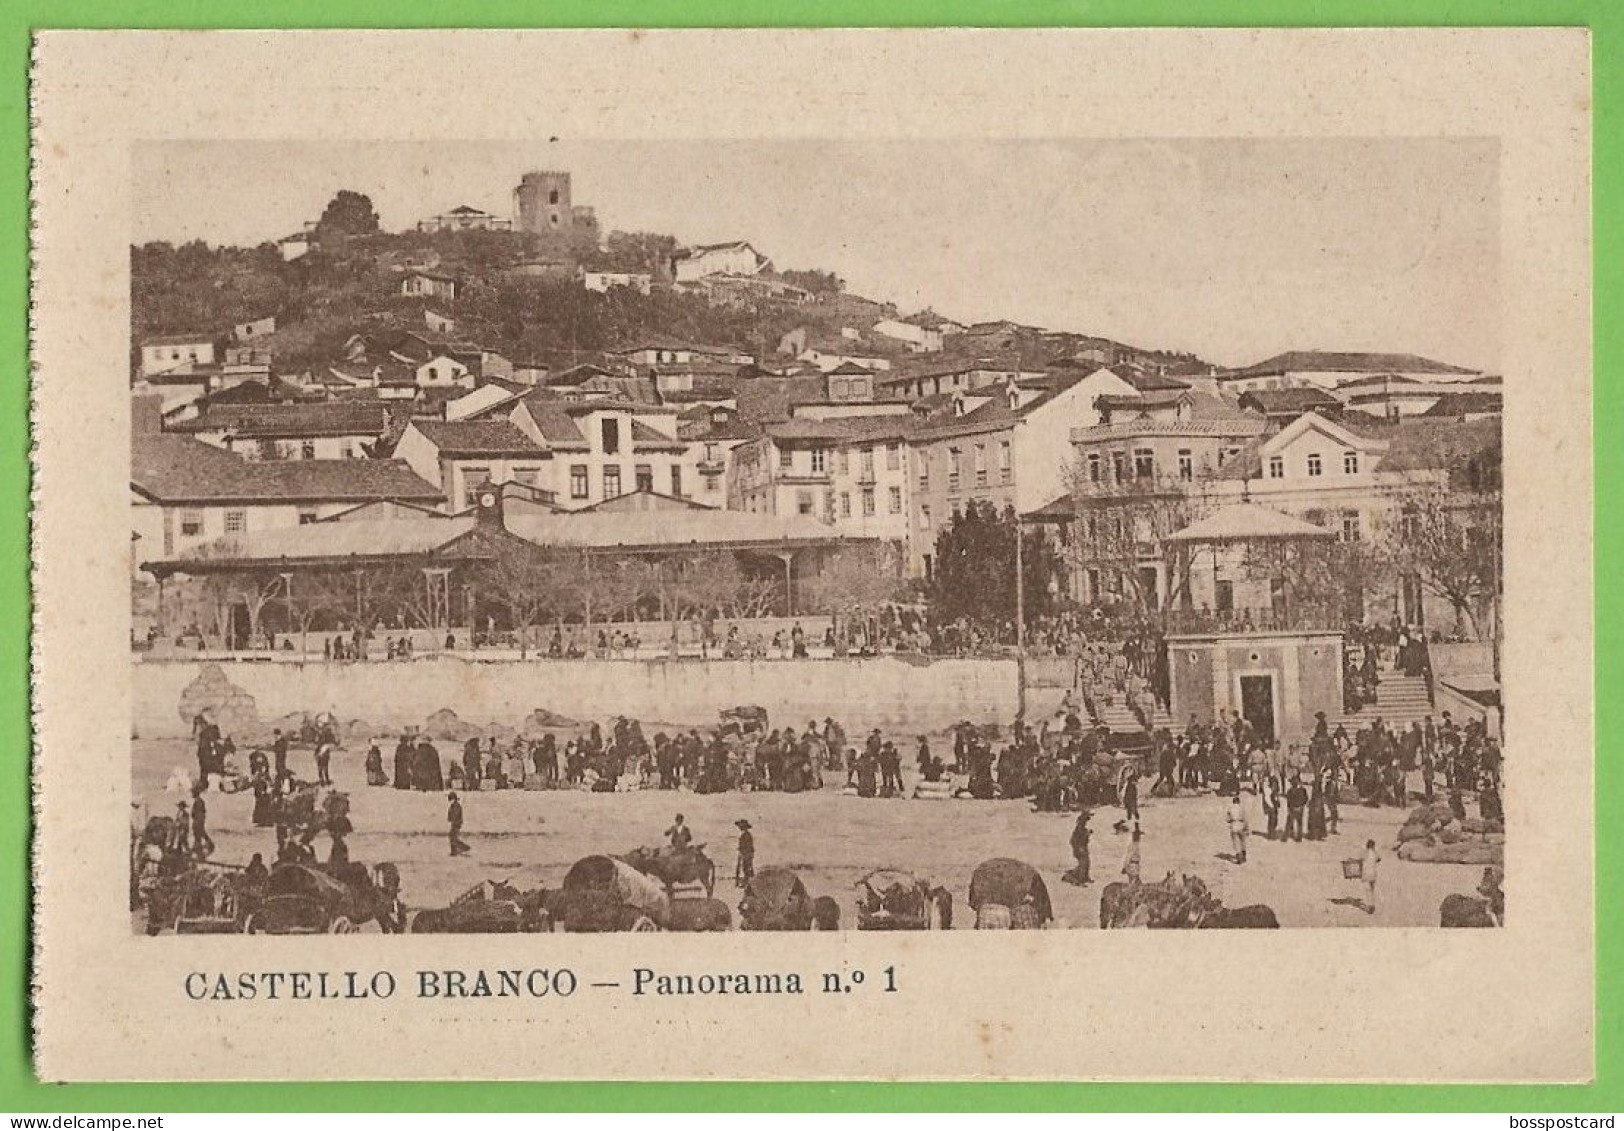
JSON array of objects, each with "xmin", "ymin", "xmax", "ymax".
[{"xmin": 3, "ymin": 0, "xmax": 1615, "ymax": 1112}]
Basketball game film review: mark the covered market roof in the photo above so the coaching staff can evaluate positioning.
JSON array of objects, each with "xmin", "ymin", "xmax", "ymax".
[{"xmin": 1166, "ymin": 503, "xmax": 1335, "ymax": 544}]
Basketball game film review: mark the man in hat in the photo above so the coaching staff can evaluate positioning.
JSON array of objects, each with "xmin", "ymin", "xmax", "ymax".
[
  {"xmin": 1065, "ymin": 809, "xmax": 1092, "ymax": 885},
  {"xmin": 446, "ymin": 791, "xmax": 469, "ymax": 857},
  {"xmin": 734, "ymin": 819, "xmax": 755, "ymax": 886},
  {"xmin": 665, "ymin": 813, "xmax": 693, "ymax": 851}
]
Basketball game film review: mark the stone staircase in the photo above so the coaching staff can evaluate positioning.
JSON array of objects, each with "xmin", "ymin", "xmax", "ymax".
[
  {"xmin": 1326, "ymin": 671, "xmax": 1435, "ymax": 733},
  {"xmin": 1085, "ymin": 686, "xmax": 1165, "ymax": 733}
]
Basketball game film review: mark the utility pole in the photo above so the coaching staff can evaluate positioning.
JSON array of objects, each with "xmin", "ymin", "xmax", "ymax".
[{"xmin": 1015, "ymin": 516, "xmax": 1026, "ymax": 720}]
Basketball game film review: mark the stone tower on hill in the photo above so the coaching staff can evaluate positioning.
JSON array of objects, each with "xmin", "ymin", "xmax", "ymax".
[{"xmin": 512, "ymin": 170, "xmax": 600, "ymax": 249}]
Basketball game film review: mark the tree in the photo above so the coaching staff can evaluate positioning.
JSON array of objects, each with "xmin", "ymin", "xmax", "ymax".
[
  {"xmin": 800, "ymin": 544, "xmax": 904, "ymax": 623},
  {"xmin": 315, "ymin": 190, "xmax": 380, "ymax": 238},
  {"xmin": 928, "ymin": 501, "xmax": 1064, "ymax": 630},
  {"xmin": 1380, "ymin": 488, "xmax": 1502, "ymax": 641},
  {"xmin": 777, "ymin": 268, "xmax": 844, "ymax": 296},
  {"xmin": 1061, "ymin": 455, "xmax": 1199, "ymax": 617}
]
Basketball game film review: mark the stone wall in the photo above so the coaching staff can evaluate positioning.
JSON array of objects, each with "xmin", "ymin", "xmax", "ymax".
[{"xmin": 133, "ymin": 654, "xmax": 1019, "ymax": 740}]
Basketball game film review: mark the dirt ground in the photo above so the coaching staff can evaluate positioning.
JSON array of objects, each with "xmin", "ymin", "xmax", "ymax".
[{"xmin": 134, "ymin": 736, "xmax": 1494, "ymax": 930}]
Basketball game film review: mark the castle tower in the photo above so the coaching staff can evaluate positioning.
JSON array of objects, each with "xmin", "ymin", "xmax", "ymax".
[{"xmin": 513, "ymin": 170, "xmax": 573, "ymax": 236}]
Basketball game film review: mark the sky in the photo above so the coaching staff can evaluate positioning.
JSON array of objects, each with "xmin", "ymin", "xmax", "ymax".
[{"xmin": 132, "ymin": 138, "xmax": 1501, "ymax": 372}]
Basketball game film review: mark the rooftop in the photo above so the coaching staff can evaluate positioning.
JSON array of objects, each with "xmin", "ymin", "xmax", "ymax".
[
  {"xmin": 1167, "ymin": 503, "xmax": 1336, "ymax": 543},
  {"xmin": 131, "ymin": 435, "xmax": 443, "ymax": 505},
  {"xmin": 1220, "ymin": 351, "xmax": 1478, "ymax": 380},
  {"xmin": 407, "ymin": 419, "xmax": 546, "ymax": 457}
]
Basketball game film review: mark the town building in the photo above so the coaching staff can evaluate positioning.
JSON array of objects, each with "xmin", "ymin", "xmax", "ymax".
[
  {"xmin": 900, "ymin": 367, "xmax": 1145, "ymax": 579},
  {"xmin": 728, "ymin": 413, "xmax": 919, "ymax": 552},
  {"xmin": 417, "ymin": 204, "xmax": 513, "ymax": 232},
  {"xmin": 673, "ymin": 241, "xmax": 770, "ymax": 283},
  {"xmin": 1214, "ymin": 350, "xmax": 1479, "ymax": 395},
  {"xmin": 400, "ymin": 271, "xmax": 459, "ymax": 302},
  {"xmin": 871, "ymin": 318, "xmax": 944, "ymax": 353},
  {"xmin": 130, "ymin": 433, "xmax": 442, "ymax": 567},
  {"xmin": 875, "ymin": 359, "xmax": 1045, "ymax": 402},
  {"xmin": 163, "ymin": 400, "xmax": 392, "ymax": 461},
  {"xmin": 231, "ymin": 315, "xmax": 276, "ymax": 342},
  {"xmin": 139, "ymin": 333, "xmax": 218, "ymax": 378},
  {"xmin": 583, "ymin": 270, "xmax": 653, "ymax": 295}
]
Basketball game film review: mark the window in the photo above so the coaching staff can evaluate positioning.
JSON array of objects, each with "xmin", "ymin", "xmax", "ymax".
[
  {"xmin": 797, "ymin": 491, "xmax": 814, "ymax": 516},
  {"xmin": 948, "ymin": 448, "xmax": 961, "ymax": 491},
  {"xmin": 889, "ymin": 486, "xmax": 902, "ymax": 514},
  {"xmin": 570, "ymin": 464, "xmax": 589, "ymax": 499},
  {"xmin": 1340, "ymin": 511, "xmax": 1362, "ymax": 543},
  {"xmin": 1111, "ymin": 451, "xmax": 1127, "ymax": 482},
  {"xmin": 462, "ymin": 467, "xmax": 490, "ymax": 509},
  {"xmin": 1307, "ymin": 452, "xmax": 1323, "ymax": 477},
  {"xmin": 670, "ymin": 466, "xmax": 683, "ymax": 497},
  {"xmin": 705, "ymin": 475, "xmax": 719, "ymax": 494},
  {"xmin": 635, "ymin": 464, "xmax": 654, "ymax": 493},
  {"xmin": 840, "ymin": 448, "xmax": 851, "ymax": 475},
  {"xmin": 1268, "ymin": 455, "xmax": 1285, "ymax": 479},
  {"xmin": 1133, "ymin": 447, "xmax": 1154, "ymax": 479},
  {"xmin": 1177, "ymin": 449, "xmax": 1193, "ymax": 481},
  {"xmin": 601, "ymin": 418, "xmax": 621, "ymax": 455},
  {"xmin": 974, "ymin": 444, "xmax": 988, "ymax": 486},
  {"xmin": 861, "ymin": 447, "xmax": 875, "ymax": 476},
  {"xmin": 298, "ymin": 510, "xmax": 320, "ymax": 525},
  {"xmin": 514, "ymin": 468, "xmax": 540, "ymax": 486},
  {"xmin": 811, "ymin": 448, "xmax": 827, "ymax": 474},
  {"xmin": 258, "ymin": 439, "xmax": 278, "ymax": 461},
  {"xmin": 779, "ymin": 447, "xmax": 794, "ymax": 472},
  {"xmin": 301, "ymin": 440, "xmax": 317, "ymax": 459},
  {"xmin": 999, "ymin": 440, "xmax": 1012, "ymax": 483},
  {"xmin": 886, "ymin": 443, "xmax": 900, "ymax": 471},
  {"xmin": 1343, "ymin": 450, "xmax": 1360, "ymax": 475},
  {"xmin": 1087, "ymin": 453, "xmax": 1102, "ymax": 483},
  {"xmin": 223, "ymin": 510, "xmax": 245, "ymax": 534},
  {"xmin": 704, "ymin": 442, "xmax": 719, "ymax": 463},
  {"xmin": 824, "ymin": 490, "xmax": 836, "ymax": 521},
  {"xmin": 603, "ymin": 465, "xmax": 622, "ymax": 498},
  {"xmin": 840, "ymin": 492, "xmax": 851, "ymax": 517},
  {"xmin": 548, "ymin": 189, "xmax": 559, "ymax": 205},
  {"xmin": 918, "ymin": 454, "xmax": 929, "ymax": 490},
  {"xmin": 919, "ymin": 505, "xmax": 931, "ymax": 530}
]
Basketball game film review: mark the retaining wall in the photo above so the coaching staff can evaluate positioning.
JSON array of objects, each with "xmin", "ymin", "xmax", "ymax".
[{"xmin": 133, "ymin": 655, "xmax": 1019, "ymax": 739}]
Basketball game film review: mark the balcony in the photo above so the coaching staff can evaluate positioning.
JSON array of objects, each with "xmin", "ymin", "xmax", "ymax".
[{"xmin": 1162, "ymin": 604, "xmax": 1346, "ymax": 636}]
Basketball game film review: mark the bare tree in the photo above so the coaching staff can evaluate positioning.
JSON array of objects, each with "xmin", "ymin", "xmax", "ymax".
[
  {"xmin": 1380, "ymin": 487, "xmax": 1502, "ymax": 640},
  {"xmin": 1061, "ymin": 456, "xmax": 1201, "ymax": 616}
]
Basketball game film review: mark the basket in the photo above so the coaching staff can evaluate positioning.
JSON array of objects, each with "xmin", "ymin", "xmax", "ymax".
[{"xmin": 1341, "ymin": 858, "xmax": 1363, "ymax": 880}]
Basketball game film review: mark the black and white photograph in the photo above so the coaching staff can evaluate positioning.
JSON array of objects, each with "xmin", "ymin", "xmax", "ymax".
[{"xmin": 127, "ymin": 137, "xmax": 1507, "ymax": 935}]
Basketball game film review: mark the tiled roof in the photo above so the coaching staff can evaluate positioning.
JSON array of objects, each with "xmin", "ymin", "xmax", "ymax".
[
  {"xmin": 631, "ymin": 420, "xmax": 685, "ymax": 449},
  {"xmin": 1238, "ymin": 387, "xmax": 1343, "ymax": 413},
  {"xmin": 515, "ymin": 394, "xmax": 589, "ymax": 448},
  {"xmin": 408, "ymin": 419, "xmax": 546, "ymax": 457},
  {"xmin": 167, "ymin": 401, "xmax": 389, "ymax": 439},
  {"xmin": 143, "ymin": 332, "xmax": 215, "ymax": 347},
  {"xmin": 1419, "ymin": 391, "xmax": 1504, "ymax": 418},
  {"xmin": 1168, "ymin": 503, "xmax": 1336, "ymax": 543},
  {"xmin": 765, "ymin": 415, "xmax": 919, "ymax": 443},
  {"xmin": 1082, "ymin": 417, "xmax": 1269, "ymax": 444},
  {"xmin": 162, "ymin": 517, "xmax": 478, "ymax": 566},
  {"xmin": 131, "ymin": 435, "xmax": 443, "ymax": 505},
  {"xmin": 1222, "ymin": 351, "xmax": 1477, "ymax": 379},
  {"xmin": 1375, "ymin": 418, "xmax": 1501, "ymax": 476},
  {"xmin": 505, "ymin": 509, "xmax": 859, "ymax": 551}
]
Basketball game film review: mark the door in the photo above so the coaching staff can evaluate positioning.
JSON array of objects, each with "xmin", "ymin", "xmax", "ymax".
[
  {"xmin": 1238, "ymin": 674, "xmax": 1275, "ymax": 743},
  {"xmin": 1215, "ymin": 579, "xmax": 1234, "ymax": 615},
  {"xmin": 1137, "ymin": 566, "xmax": 1160, "ymax": 610},
  {"xmin": 228, "ymin": 602, "xmax": 251, "ymax": 650}
]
